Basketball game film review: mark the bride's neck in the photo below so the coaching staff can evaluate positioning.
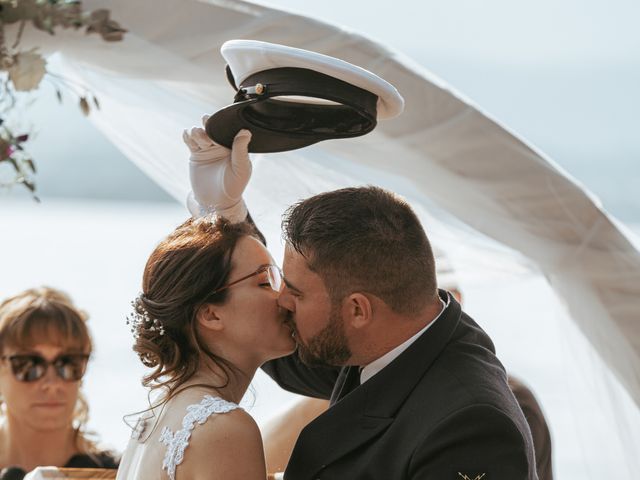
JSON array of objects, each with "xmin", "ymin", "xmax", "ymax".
[{"xmin": 177, "ymin": 362, "xmax": 255, "ymax": 404}]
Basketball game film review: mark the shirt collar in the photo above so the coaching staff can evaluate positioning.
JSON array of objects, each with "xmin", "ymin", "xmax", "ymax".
[{"xmin": 360, "ymin": 295, "xmax": 449, "ymax": 385}]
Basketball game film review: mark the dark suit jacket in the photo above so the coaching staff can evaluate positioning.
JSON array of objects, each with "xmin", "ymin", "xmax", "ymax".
[{"xmin": 262, "ymin": 291, "xmax": 538, "ymax": 480}]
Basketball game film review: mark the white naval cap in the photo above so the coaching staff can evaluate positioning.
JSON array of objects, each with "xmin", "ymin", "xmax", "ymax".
[{"xmin": 206, "ymin": 39, "xmax": 405, "ymax": 153}]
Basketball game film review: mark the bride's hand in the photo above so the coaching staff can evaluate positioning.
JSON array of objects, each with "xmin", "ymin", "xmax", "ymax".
[{"xmin": 184, "ymin": 115, "xmax": 252, "ymax": 222}]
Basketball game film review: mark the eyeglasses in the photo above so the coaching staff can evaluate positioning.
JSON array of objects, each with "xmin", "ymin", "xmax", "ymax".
[
  {"xmin": 2, "ymin": 353, "xmax": 90, "ymax": 383},
  {"xmin": 212, "ymin": 264, "xmax": 284, "ymax": 294}
]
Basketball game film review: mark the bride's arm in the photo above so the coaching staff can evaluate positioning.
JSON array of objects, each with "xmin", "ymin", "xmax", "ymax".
[{"xmin": 178, "ymin": 409, "xmax": 267, "ymax": 480}]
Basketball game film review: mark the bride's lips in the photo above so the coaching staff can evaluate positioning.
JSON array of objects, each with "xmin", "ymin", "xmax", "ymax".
[
  {"xmin": 278, "ymin": 308, "xmax": 298, "ymax": 339},
  {"xmin": 283, "ymin": 321, "xmax": 296, "ymax": 337},
  {"xmin": 282, "ymin": 319, "xmax": 297, "ymax": 339}
]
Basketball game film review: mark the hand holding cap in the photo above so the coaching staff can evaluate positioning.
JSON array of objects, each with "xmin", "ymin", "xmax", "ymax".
[{"xmin": 184, "ymin": 115, "xmax": 252, "ymax": 223}]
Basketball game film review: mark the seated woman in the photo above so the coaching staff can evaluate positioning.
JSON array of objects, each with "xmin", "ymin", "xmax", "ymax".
[
  {"xmin": 116, "ymin": 216, "xmax": 295, "ymax": 480},
  {"xmin": 0, "ymin": 287, "xmax": 118, "ymax": 478}
]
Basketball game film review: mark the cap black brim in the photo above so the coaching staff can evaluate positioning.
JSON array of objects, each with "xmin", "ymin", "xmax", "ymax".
[{"xmin": 206, "ymin": 97, "xmax": 377, "ymax": 153}]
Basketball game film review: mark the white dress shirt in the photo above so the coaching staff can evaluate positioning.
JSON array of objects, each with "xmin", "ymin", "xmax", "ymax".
[{"xmin": 360, "ymin": 296, "xmax": 449, "ymax": 385}]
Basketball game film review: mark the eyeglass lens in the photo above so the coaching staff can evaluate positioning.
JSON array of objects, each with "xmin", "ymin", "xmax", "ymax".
[
  {"xmin": 8, "ymin": 354, "xmax": 89, "ymax": 383},
  {"xmin": 266, "ymin": 265, "xmax": 283, "ymax": 292}
]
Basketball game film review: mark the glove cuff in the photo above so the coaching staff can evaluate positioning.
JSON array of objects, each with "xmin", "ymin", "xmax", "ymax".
[
  {"xmin": 218, "ymin": 199, "xmax": 248, "ymax": 223},
  {"xmin": 186, "ymin": 192, "xmax": 248, "ymax": 223}
]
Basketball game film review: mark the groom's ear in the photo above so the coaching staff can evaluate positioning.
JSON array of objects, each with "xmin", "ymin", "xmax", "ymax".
[
  {"xmin": 196, "ymin": 304, "xmax": 224, "ymax": 332},
  {"xmin": 344, "ymin": 293, "xmax": 373, "ymax": 329}
]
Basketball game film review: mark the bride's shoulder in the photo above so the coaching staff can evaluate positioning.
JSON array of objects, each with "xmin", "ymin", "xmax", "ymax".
[
  {"xmin": 178, "ymin": 404, "xmax": 265, "ymax": 479},
  {"xmin": 188, "ymin": 404, "xmax": 262, "ymax": 456}
]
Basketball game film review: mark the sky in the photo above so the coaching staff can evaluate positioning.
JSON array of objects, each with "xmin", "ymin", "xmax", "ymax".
[
  {"xmin": 264, "ymin": 0, "xmax": 640, "ymax": 66},
  {"xmin": 2, "ymin": 0, "xmax": 638, "ymax": 220},
  {"xmin": 262, "ymin": 0, "xmax": 640, "ymax": 155}
]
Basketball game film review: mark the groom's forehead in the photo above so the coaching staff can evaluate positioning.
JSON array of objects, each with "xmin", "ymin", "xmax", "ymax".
[
  {"xmin": 283, "ymin": 243, "xmax": 310, "ymax": 273},
  {"xmin": 283, "ymin": 244, "xmax": 323, "ymax": 285}
]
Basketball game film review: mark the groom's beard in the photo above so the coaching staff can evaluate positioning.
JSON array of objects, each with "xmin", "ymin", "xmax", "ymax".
[{"xmin": 292, "ymin": 303, "xmax": 352, "ymax": 367}]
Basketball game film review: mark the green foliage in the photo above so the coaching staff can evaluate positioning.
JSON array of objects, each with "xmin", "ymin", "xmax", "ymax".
[{"xmin": 0, "ymin": 0, "xmax": 125, "ymax": 198}]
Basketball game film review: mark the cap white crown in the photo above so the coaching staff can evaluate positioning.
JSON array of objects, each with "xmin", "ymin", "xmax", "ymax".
[{"xmin": 221, "ymin": 39, "xmax": 405, "ymax": 120}]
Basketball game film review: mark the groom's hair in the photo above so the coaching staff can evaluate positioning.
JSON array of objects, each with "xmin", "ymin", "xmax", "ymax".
[
  {"xmin": 282, "ymin": 186, "xmax": 438, "ymax": 315},
  {"xmin": 134, "ymin": 216, "xmax": 260, "ymax": 396}
]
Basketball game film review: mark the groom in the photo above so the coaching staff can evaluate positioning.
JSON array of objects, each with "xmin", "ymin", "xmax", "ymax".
[{"xmin": 185, "ymin": 125, "xmax": 538, "ymax": 480}]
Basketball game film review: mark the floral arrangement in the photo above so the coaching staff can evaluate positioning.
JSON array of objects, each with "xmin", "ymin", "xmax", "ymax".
[{"xmin": 0, "ymin": 0, "xmax": 125, "ymax": 198}]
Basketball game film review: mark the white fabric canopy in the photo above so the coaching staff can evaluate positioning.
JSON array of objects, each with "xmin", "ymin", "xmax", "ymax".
[{"xmin": 6, "ymin": 0, "xmax": 640, "ymax": 475}]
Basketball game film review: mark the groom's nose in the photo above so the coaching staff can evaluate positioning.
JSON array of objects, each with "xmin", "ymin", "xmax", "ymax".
[{"xmin": 277, "ymin": 285, "xmax": 296, "ymax": 312}]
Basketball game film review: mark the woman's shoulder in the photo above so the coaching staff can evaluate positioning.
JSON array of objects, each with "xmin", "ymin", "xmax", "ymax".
[
  {"xmin": 177, "ymin": 405, "xmax": 265, "ymax": 480},
  {"xmin": 159, "ymin": 394, "xmax": 265, "ymax": 480},
  {"xmin": 159, "ymin": 393, "xmax": 242, "ymax": 442},
  {"xmin": 191, "ymin": 404, "xmax": 260, "ymax": 442},
  {"xmin": 162, "ymin": 393, "xmax": 255, "ymax": 450}
]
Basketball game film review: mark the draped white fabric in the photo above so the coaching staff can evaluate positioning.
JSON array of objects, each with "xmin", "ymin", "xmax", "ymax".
[{"xmin": 6, "ymin": 0, "xmax": 640, "ymax": 476}]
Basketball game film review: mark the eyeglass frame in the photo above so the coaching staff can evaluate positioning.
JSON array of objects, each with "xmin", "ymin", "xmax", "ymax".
[
  {"xmin": 211, "ymin": 264, "xmax": 284, "ymax": 294},
  {"xmin": 1, "ymin": 353, "xmax": 90, "ymax": 383}
]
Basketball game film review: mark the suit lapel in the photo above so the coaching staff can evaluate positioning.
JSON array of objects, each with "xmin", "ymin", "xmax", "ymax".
[
  {"xmin": 286, "ymin": 291, "xmax": 463, "ymax": 479},
  {"xmin": 358, "ymin": 291, "xmax": 461, "ymax": 418},
  {"xmin": 329, "ymin": 365, "xmax": 360, "ymax": 406},
  {"xmin": 286, "ymin": 386, "xmax": 393, "ymax": 479}
]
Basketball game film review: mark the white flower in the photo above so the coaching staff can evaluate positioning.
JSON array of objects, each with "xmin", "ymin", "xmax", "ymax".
[{"xmin": 8, "ymin": 49, "xmax": 47, "ymax": 92}]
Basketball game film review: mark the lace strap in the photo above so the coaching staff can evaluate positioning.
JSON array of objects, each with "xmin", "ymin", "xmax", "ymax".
[{"xmin": 159, "ymin": 395, "xmax": 240, "ymax": 480}]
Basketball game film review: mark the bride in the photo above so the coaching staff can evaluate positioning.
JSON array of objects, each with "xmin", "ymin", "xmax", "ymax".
[{"xmin": 117, "ymin": 129, "xmax": 295, "ymax": 480}]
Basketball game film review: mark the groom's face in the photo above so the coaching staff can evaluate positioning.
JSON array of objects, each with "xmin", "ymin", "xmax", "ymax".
[{"xmin": 278, "ymin": 245, "xmax": 352, "ymax": 366}]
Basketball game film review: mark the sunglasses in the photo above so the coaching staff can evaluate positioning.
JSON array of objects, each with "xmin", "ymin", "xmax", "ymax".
[
  {"xmin": 212, "ymin": 264, "xmax": 284, "ymax": 294},
  {"xmin": 2, "ymin": 353, "xmax": 90, "ymax": 383}
]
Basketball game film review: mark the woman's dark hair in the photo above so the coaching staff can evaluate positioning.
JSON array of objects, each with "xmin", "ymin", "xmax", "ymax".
[{"xmin": 132, "ymin": 216, "xmax": 260, "ymax": 398}]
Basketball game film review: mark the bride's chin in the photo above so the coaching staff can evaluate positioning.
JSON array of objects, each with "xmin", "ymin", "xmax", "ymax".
[{"xmin": 276, "ymin": 331, "xmax": 297, "ymax": 355}]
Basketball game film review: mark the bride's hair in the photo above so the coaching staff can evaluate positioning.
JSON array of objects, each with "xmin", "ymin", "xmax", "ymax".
[{"xmin": 131, "ymin": 216, "xmax": 260, "ymax": 398}]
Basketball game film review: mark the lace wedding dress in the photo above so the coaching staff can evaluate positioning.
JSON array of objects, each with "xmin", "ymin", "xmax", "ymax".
[{"xmin": 116, "ymin": 394, "xmax": 240, "ymax": 480}]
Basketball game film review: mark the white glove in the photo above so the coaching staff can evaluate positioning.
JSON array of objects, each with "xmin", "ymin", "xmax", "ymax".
[{"xmin": 184, "ymin": 115, "xmax": 252, "ymax": 223}]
